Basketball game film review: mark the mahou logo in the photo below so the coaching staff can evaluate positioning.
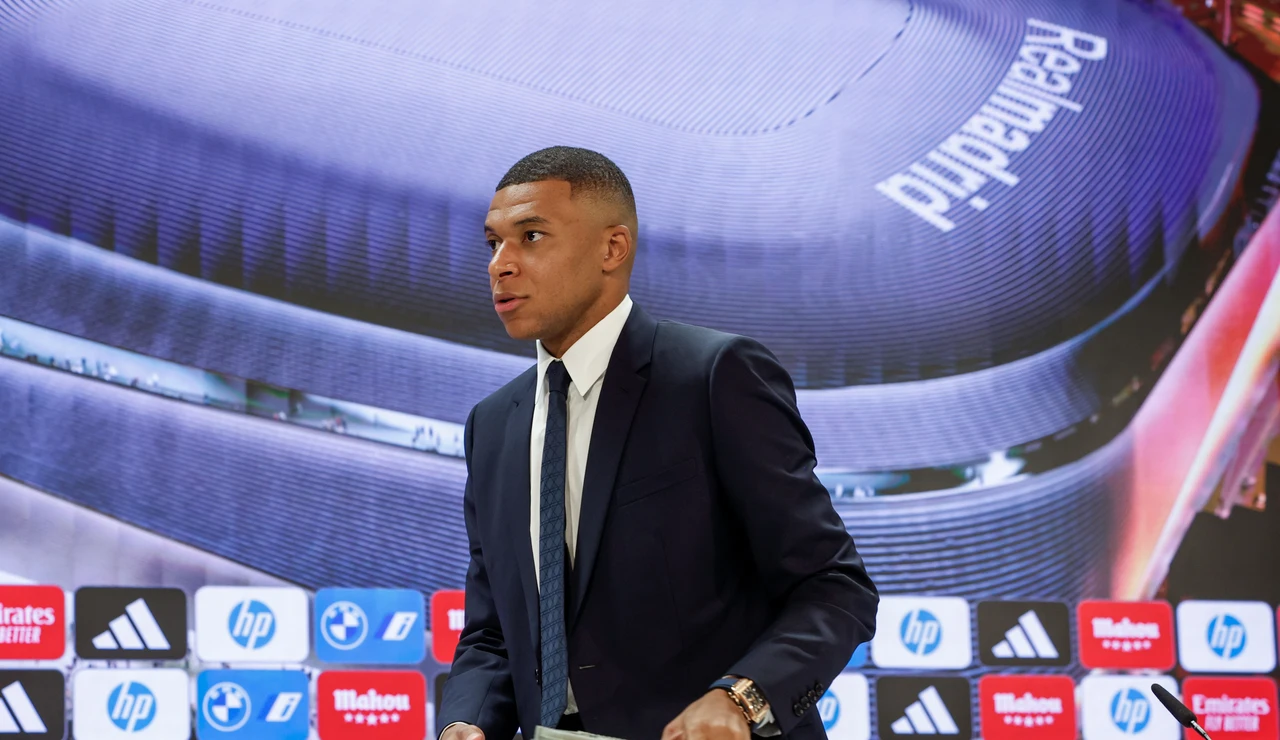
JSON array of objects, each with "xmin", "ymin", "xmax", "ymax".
[
  {"xmin": 1077, "ymin": 601, "xmax": 1175, "ymax": 670},
  {"xmin": 431, "ymin": 590, "xmax": 466, "ymax": 663},
  {"xmin": 318, "ymin": 671, "xmax": 425, "ymax": 740},
  {"xmin": 0, "ymin": 586, "xmax": 64, "ymax": 660},
  {"xmin": 1181, "ymin": 678, "xmax": 1278, "ymax": 740},
  {"xmin": 980, "ymin": 675, "xmax": 1077, "ymax": 740}
]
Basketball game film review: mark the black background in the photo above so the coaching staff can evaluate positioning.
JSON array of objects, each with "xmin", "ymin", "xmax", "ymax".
[
  {"xmin": 0, "ymin": 670, "xmax": 65, "ymax": 739},
  {"xmin": 876, "ymin": 676, "xmax": 972, "ymax": 739},
  {"xmin": 73, "ymin": 587, "xmax": 187, "ymax": 660},
  {"xmin": 976, "ymin": 601, "xmax": 1072, "ymax": 668}
]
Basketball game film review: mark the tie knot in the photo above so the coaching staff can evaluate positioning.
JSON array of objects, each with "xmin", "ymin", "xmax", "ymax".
[{"xmin": 546, "ymin": 360, "xmax": 571, "ymax": 397}]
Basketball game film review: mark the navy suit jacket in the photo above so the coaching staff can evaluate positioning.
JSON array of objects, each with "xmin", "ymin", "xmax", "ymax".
[{"xmin": 438, "ymin": 306, "xmax": 878, "ymax": 740}]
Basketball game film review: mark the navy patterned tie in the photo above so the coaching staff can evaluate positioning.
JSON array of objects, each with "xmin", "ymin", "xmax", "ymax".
[{"xmin": 539, "ymin": 360, "xmax": 571, "ymax": 727}]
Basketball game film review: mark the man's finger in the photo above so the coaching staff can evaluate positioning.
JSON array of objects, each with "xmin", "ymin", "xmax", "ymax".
[
  {"xmin": 685, "ymin": 719, "xmax": 711, "ymax": 740},
  {"xmin": 443, "ymin": 723, "xmax": 485, "ymax": 740},
  {"xmin": 662, "ymin": 719, "xmax": 685, "ymax": 740}
]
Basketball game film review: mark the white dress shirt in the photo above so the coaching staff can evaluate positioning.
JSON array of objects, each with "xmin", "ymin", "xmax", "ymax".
[{"xmin": 530, "ymin": 294, "xmax": 633, "ymax": 715}]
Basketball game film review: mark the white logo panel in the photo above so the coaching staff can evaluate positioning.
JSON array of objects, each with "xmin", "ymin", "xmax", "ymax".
[
  {"xmin": 871, "ymin": 596, "xmax": 972, "ymax": 669},
  {"xmin": 73, "ymin": 669, "xmax": 189, "ymax": 740},
  {"xmin": 823, "ymin": 674, "xmax": 870, "ymax": 740},
  {"xmin": 195, "ymin": 586, "xmax": 309, "ymax": 663},
  {"xmin": 1176, "ymin": 601, "xmax": 1276, "ymax": 674},
  {"xmin": 1081, "ymin": 675, "xmax": 1180, "ymax": 740}
]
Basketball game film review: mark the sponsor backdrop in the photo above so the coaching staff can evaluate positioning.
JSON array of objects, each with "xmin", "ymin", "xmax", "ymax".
[{"xmin": 1, "ymin": 0, "xmax": 1280, "ymax": 738}]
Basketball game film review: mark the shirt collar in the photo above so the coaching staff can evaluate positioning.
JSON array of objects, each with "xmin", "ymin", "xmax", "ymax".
[{"xmin": 536, "ymin": 294, "xmax": 634, "ymax": 398}]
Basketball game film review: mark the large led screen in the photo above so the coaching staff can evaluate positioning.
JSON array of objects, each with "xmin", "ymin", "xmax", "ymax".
[{"xmin": 1, "ymin": 0, "xmax": 1279, "ymax": 738}]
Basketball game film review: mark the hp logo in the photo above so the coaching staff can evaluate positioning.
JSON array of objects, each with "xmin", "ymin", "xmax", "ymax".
[
  {"xmin": 1110, "ymin": 688, "xmax": 1151, "ymax": 734},
  {"xmin": 108, "ymin": 682, "xmax": 156, "ymax": 733},
  {"xmin": 321, "ymin": 601, "xmax": 369, "ymax": 650},
  {"xmin": 1207, "ymin": 615, "xmax": 1247, "ymax": 659},
  {"xmin": 202, "ymin": 682, "xmax": 252, "ymax": 732},
  {"xmin": 817, "ymin": 691, "xmax": 840, "ymax": 731},
  {"xmin": 900, "ymin": 609, "xmax": 942, "ymax": 655},
  {"xmin": 228, "ymin": 599, "xmax": 276, "ymax": 650}
]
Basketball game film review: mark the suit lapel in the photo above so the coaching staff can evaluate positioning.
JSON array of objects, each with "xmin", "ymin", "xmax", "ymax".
[
  {"xmin": 503, "ymin": 369, "xmax": 541, "ymax": 652},
  {"xmin": 569, "ymin": 307, "xmax": 657, "ymax": 629}
]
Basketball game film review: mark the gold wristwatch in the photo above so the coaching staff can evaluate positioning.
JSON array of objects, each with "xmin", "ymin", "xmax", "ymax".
[{"xmin": 712, "ymin": 676, "xmax": 771, "ymax": 728}]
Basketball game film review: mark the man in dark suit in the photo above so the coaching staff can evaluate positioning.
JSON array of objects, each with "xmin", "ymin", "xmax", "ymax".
[{"xmin": 438, "ymin": 147, "xmax": 878, "ymax": 740}]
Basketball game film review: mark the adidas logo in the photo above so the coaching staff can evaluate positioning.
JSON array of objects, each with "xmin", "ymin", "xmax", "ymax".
[
  {"xmin": 889, "ymin": 685, "xmax": 960, "ymax": 735},
  {"xmin": 992, "ymin": 610, "xmax": 1059, "ymax": 660},
  {"xmin": 91, "ymin": 599, "xmax": 172, "ymax": 651},
  {"xmin": 0, "ymin": 681, "xmax": 48, "ymax": 734}
]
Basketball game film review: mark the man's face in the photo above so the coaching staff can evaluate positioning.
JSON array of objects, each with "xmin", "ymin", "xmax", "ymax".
[{"xmin": 485, "ymin": 180, "xmax": 607, "ymax": 345}]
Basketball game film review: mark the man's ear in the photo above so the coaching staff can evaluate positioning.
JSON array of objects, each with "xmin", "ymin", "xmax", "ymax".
[{"xmin": 602, "ymin": 224, "xmax": 633, "ymax": 273}]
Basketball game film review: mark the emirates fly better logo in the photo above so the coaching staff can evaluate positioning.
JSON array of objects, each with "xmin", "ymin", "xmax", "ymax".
[
  {"xmin": 0, "ymin": 586, "xmax": 64, "ymax": 660},
  {"xmin": 318, "ymin": 671, "xmax": 425, "ymax": 740},
  {"xmin": 1180, "ymin": 678, "xmax": 1278, "ymax": 740}
]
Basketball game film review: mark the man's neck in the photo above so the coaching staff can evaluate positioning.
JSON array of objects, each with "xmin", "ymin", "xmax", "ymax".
[{"xmin": 541, "ymin": 294, "xmax": 626, "ymax": 358}]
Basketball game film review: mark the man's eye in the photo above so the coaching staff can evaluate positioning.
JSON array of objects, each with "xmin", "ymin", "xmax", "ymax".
[
  {"xmin": 486, "ymin": 239, "xmax": 498, "ymax": 251},
  {"xmin": 526, "ymin": 231, "xmax": 543, "ymax": 242}
]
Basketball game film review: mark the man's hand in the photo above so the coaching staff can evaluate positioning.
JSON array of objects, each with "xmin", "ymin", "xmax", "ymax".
[
  {"xmin": 662, "ymin": 690, "xmax": 750, "ymax": 740},
  {"xmin": 441, "ymin": 722, "xmax": 485, "ymax": 740}
]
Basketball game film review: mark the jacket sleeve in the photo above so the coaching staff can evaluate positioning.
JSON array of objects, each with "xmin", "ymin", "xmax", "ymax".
[
  {"xmin": 437, "ymin": 406, "xmax": 520, "ymax": 740},
  {"xmin": 709, "ymin": 337, "xmax": 879, "ymax": 734}
]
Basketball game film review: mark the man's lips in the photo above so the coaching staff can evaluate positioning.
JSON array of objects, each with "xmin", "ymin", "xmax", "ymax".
[{"xmin": 493, "ymin": 294, "xmax": 526, "ymax": 314}]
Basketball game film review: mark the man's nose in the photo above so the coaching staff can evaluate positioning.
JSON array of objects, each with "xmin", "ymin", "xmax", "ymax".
[
  {"xmin": 486, "ymin": 239, "xmax": 517, "ymax": 279},
  {"xmin": 489, "ymin": 243, "xmax": 518, "ymax": 280}
]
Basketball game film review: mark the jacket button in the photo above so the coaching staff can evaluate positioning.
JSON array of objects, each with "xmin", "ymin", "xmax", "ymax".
[
  {"xmin": 535, "ymin": 668, "xmax": 542, "ymax": 685},
  {"xmin": 793, "ymin": 704, "xmax": 803, "ymax": 717}
]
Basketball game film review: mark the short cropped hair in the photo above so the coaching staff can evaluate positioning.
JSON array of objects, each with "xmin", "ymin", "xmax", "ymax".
[{"xmin": 497, "ymin": 146, "xmax": 636, "ymax": 219}]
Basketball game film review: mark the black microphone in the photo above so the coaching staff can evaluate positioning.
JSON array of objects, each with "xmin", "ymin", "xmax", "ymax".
[{"xmin": 1152, "ymin": 683, "xmax": 1211, "ymax": 740}]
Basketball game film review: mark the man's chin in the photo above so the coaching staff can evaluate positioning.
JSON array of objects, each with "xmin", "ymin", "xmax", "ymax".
[{"xmin": 498, "ymin": 316, "xmax": 538, "ymax": 342}]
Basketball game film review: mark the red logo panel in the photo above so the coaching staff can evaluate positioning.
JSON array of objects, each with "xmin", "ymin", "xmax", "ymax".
[
  {"xmin": 1182, "ymin": 677, "xmax": 1278, "ymax": 740},
  {"xmin": 1077, "ymin": 600, "xmax": 1175, "ymax": 670},
  {"xmin": 318, "ymin": 670, "xmax": 426, "ymax": 740},
  {"xmin": 0, "ymin": 585, "xmax": 65, "ymax": 659},
  {"xmin": 980, "ymin": 675, "xmax": 1076, "ymax": 740},
  {"xmin": 431, "ymin": 590, "xmax": 466, "ymax": 663}
]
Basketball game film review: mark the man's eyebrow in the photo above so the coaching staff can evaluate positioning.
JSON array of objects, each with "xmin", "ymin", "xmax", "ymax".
[{"xmin": 484, "ymin": 215, "xmax": 550, "ymax": 234}]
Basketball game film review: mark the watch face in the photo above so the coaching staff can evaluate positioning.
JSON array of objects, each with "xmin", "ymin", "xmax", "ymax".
[{"xmin": 739, "ymin": 682, "xmax": 769, "ymax": 721}]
